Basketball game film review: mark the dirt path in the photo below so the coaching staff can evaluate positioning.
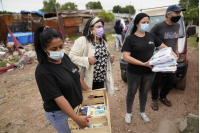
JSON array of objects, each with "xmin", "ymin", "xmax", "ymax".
[{"xmin": 0, "ymin": 41, "xmax": 198, "ymax": 133}]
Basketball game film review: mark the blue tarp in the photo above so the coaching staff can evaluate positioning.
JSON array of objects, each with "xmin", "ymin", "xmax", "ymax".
[{"xmin": 21, "ymin": 10, "xmax": 45, "ymax": 16}]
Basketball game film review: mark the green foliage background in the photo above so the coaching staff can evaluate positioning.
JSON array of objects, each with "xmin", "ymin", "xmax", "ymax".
[
  {"xmin": 42, "ymin": 0, "xmax": 60, "ymax": 12},
  {"xmin": 113, "ymin": 5, "xmax": 136, "ymax": 15},
  {"xmin": 179, "ymin": 0, "xmax": 199, "ymax": 23},
  {"xmin": 97, "ymin": 10, "xmax": 115, "ymax": 22},
  {"xmin": 60, "ymin": 2, "xmax": 78, "ymax": 10},
  {"xmin": 86, "ymin": 1, "xmax": 103, "ymax": 9}
]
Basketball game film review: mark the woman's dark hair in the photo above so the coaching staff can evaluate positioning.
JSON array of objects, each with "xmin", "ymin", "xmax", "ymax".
[
  {"xmin": 131, "ymin": 13, "xmax": 150, "ymax": 34},
  {"xmin": 83, "ymin": 17, "xmax": 107, "ymax": 44},
  {"xmin": 114, "ymin": 20, "xmax": 121, "ymax": 30},
  {"xmin": 125, "ymin": 20, "xmax": 129, "ymax": 24},
  {"xmin": 33, "ymin": 25, "xmax": 63, "ymax": 64}
]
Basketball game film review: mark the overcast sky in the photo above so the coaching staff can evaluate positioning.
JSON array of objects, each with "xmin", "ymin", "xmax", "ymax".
[{"xmin": 1, "ymin": 0, "xmax": 180, "ymax": 14}]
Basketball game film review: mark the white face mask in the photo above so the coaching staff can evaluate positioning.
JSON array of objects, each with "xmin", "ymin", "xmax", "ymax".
[
  {"xmin": 139, "ymin": 24, "xmax": 149, "ymax": 32},
  {"xmin": 46, "ymin": 49, "xmax": 65, "ymax": 60}
]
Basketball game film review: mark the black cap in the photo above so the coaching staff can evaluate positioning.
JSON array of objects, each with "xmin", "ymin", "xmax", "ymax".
[{"xmin": 166, "ymin": 5, "xmax": 186, "ymax": 13}]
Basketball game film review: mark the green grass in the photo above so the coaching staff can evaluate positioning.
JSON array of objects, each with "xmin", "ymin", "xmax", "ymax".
[
  {"xmin": 105, "ymin": 31, "xmax": 115, "ymax": 37},
  {"xmin": 11, "ymin": 56, "xmax": 19, "ymax": 62},
  {"xmin": 107, "ymin": 36, "xmax": 115, "ymax": 42},
  {"xmin": 188, "ymin": 37, "xmax": 199, "ymax": 47},
  {"xmin": 189, "ymin": 33, "xmax": 198, "ymax": 37},
  {"xmin": 69, "ymin": 37, "xmax": 79, "ymax": 41},
  {"xmin": 25, "ymin": 48, "xmax": 29, "ymax": 52},
  {"xmin": 105, "ymin": 31, "xmax": 115, "ymax": 42},
  {"xmin": 0, "ymin": 61, "xmax": 8, "ymax": 68}
]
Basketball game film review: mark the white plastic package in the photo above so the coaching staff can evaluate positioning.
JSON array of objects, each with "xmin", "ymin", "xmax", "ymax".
[
  {"xmin": 149, "ymin": 47, "xmax": 173, "ymax": 66},
  {"xmin": 150, "ymin": 47, "xmax": 177, "ymax": 73}
]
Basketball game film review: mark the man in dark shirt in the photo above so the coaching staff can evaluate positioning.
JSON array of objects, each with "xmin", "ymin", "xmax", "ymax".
[{"xmin": 150, "ymin": 5, "xmax": 186, "ymax": 110}]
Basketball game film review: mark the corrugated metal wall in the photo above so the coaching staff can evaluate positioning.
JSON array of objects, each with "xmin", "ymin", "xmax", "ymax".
[
  {"xmin": 0, "ymin": 14, "xmax": 22, "ymax": 25},
  {"xmin": 0, "ymin": 17, "xmax": 8, "ymax": 40},
  {"xmin": 21, "ymin": 13, "xmax": 44, "ymax": 31},
  {"xmin": 1, "ymin": 13, "xmax": 116, "ymax": 38}
]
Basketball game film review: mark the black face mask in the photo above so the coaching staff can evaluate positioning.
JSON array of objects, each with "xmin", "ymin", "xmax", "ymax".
[{"xmin": 171, "ymin": 16, "xmax": 181, "ymax": 23}]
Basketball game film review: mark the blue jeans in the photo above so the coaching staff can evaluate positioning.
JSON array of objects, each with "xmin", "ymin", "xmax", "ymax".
[
  {"xmin": 45, "ymin": 110, "xmax": 71, "ymax": 133},
  {"xmin": 115, "ymin": 34, "xmax": 122, "ymax": 50}
]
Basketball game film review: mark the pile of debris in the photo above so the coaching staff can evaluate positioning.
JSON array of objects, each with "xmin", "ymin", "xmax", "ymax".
[{"xmin": 0, "ymin": 41, "xmax": 37, "ymax": 75}]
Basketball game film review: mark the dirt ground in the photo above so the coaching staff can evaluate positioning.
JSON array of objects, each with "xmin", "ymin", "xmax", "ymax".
[{"xmin": 0, "ymin": 40, "xmax": 199, "ymax": 133}]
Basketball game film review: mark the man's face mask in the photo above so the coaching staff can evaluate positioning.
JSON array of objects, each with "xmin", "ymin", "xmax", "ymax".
[{"xmin": 171, "ymin": 16, "xmax": 181, "ymax": 23}]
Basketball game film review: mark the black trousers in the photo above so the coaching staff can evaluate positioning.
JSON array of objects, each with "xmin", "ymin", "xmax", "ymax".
[
  {"xmin": 92, "ymin": 81, "xmax": 104, "ymax": 98},
  {"xmin": 126, "ymin": 71, "xmax": 155, "ymax": 113},
  {"xmin": 92, "ymin": 81, "xmax": 104, "ymax": 90},
  {"xmin": 151, "ymin": 72, "xmax": 176, "ymax": 100}
]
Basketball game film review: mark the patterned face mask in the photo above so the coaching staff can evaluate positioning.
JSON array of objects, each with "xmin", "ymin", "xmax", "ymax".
[{"xmin": 96, "ymin": 27, "xmax": 104, "ymax": 38}]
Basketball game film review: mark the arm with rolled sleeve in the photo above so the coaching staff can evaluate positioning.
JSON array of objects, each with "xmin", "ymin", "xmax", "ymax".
[{"xmin": 69, "ymin": 37, "xmax": 90, "ymax": 70}]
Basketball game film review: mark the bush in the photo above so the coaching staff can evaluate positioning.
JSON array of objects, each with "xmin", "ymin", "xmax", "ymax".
[
  {"xmin": 97, "ymin": 10, "xmax": 115, "ymax": 22},
  {"xmin": 69, "ymin": 37, "xmax": 79, "ymax": 41},
  {"xmin": 0, "ymin": 61, "xmax": 8, "ymax": 67},
  {"xmin": 105, "ymin": 31, "xmax": 115, "ymax": 36}
]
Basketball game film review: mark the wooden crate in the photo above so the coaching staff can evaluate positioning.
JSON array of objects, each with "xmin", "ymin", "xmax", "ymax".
[{"xmin": 68, "ymin": 88, "xmax": 111, "ymax": 133}]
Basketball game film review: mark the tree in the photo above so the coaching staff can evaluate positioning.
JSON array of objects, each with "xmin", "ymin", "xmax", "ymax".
[
  {"xmin": 112, "ymin": 5, "xmax": 136, "ymax": 15},
  {"xmin": 0, "ymin": 11, "xmax": 13, "ymax": 14},
  {"xmin": 60, "ymin": 2, "xmax": 78, "ymax": 10},
  {"xmin": 179, "ymin": 0, "xmax": 199, "ymax": 23},
  {"xmin": 85, "ymin": 1, "xmax": 103, "ymax": 9},
  {"xmin": 42, "ymin": 0, "xmax": 60, "ymax": 12},
  {"xmin": 179, "ymin": 0, "xmax": 199, "ymax": 8},
  {"xmin": 97, "ymin": 10, "xmax": 115, "ymax": 22},
  {"xmin": 112, "ymin": 5, "xmax": 122, "ymax": 13},
  {"xmin": 184, "ymin": 6, "xmax": 199, "ymax": 22}
]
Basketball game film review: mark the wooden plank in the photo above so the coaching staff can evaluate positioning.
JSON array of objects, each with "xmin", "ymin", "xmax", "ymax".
[
  {"xmin": 63, "ymin": 17, "xmax": 83, "ymax": 27},
  {"xmin": 58, "ymin": 16, "xmax": 66, "ymax": 39},
  {"xmin": 71, "ymin": 126, "xmax": 110, "ymax": 133},
  {"xmin": 82, "ymin": 89, "xmax": 104, "ymax": 98},
  {"xmin": 74, "ymin": 104, "xmax": 82, "ymax": 114},
  {"xmin": 44, "ymin": 20, "xmax": 59, "ymax": 30},
  {"xmin": 67, "ymin": 32, "xmax": 82, "ymax": 38},
  {"xmin": 103, "ymin": 89, "xmax": 107, "ymax": 106},
  {"xmin": 64, "ymin": 26, "xmax": 79, "ymax": 34},
  {"xmin": 106, "ymin": 92, "xmax": 112, "ymax": 133},
  {"xmin": 68, "ymin": 114, "xmax": 107, "ymax": 128},
  {"xmin": 82, "ymin": 97, "xmax": 104, "ymax": 106},
  {"xmin": 0, "ymin": 17, "xmax": 8, "ymax": 40}
]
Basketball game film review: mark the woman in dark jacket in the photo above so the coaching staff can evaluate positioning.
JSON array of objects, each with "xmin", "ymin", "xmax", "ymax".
[{"xmin": 114, "ymin": 20, "xmax": 123, "ymax": 51}]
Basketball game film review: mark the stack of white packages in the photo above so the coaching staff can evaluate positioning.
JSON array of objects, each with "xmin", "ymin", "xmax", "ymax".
[{"xmin": 149, "ymin": 47, "xmax": 177, "ymax": 73}]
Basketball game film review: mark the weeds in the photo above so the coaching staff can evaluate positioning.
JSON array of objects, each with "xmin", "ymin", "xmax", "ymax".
[
  {"xmin": 69, "ymin": 37, "xmax": 79, "ymax": 41},
  {"xmin": 25, "ymin": 48, "xmax": 29, "ymax": 52},
  {"xmin": 11, "ymin": 56, "xmax": 19, "ymax": 62},
  {"xmin": 107, "ymin": 36, "xmax": 115, "ymax": 42},
  {"xmin": 0, "ymin": 61, "xmax": 8, "ymax": 67},
  {"xmin": 188, "ymin": 37, "xmax": 199, "ymax": 47},
  {"xmin": 190, "ymin": 33, "xmax": 198, "ymax": 37},
  {"xmin": 105, "ymin": 31, "xmax": 115, "ymax": 37}
]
